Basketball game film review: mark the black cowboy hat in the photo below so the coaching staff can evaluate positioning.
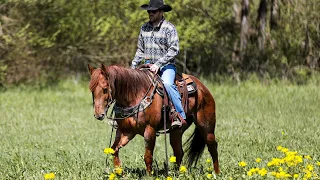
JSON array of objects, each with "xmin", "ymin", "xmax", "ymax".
[{"xmin": 140, "ymin": 0, "xmax": 172, "ymax": 12}]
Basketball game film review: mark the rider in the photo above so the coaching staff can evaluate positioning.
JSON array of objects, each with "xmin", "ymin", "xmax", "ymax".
[{"xmin": 131, "ymin": 0, "xmax": 186, "ymax": 128}]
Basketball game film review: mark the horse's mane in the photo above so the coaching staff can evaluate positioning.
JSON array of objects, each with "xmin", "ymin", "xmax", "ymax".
[{"xmin": 104, "ymin": 65, "xmax": 151, "ymax": 105}]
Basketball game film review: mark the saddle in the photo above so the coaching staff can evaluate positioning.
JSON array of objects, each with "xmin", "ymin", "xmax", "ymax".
[
  {"xmin": 156, "ymin": 73, "xmax": 197, "ymax": 112},
  {"xmin": 138, "ymin": 64, "xmax": 197, "ymax": 120}
]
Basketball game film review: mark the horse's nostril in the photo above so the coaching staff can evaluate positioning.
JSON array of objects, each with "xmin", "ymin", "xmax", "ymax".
[{"xmin": 94, "ymin": 114, "xmax": 105, "ymax": 120}]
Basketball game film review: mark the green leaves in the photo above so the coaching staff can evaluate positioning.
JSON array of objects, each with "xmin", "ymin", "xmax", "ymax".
[{"xmin": 0, "ymin": 0, "xmax": 319, "ymax": 85}]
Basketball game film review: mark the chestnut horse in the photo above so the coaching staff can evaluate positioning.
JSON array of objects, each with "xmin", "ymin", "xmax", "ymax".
[{"xmin": 88, "ymin": 64, "xmax": 219, "ymax": 174}]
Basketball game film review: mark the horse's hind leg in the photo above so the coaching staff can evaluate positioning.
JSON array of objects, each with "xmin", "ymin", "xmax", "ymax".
[
  {"xmin": 197, "ymin": 111, "xmax": 220, "ymax": 174},
  {"xmin": 206, "ymin": 132, "xmax": 220, "ymax": 174},
  {"xmin": 111, "ymin": 129, "xmax": 135, "ymax": 167}
]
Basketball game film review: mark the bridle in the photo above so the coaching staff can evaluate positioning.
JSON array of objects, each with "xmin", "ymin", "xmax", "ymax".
[{"xmin": 91, "ymin": 79, "xmax": 115, "ymax": 111}]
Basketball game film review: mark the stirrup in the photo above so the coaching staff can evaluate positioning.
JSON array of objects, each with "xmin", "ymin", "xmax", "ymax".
[
  {"xmin": 171, "ymin": 120, "xmax": 182, "ymax": 128},
  {"xmin": 171, "ymin": 111, "xmax": 182, "ymax": 128}
]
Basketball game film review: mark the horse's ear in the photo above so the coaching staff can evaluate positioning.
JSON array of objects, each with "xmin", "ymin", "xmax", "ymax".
[
  {"xmin": 100, "ymin": 64, "xmax": 107, "ymax": 74},
  {"xmin": 88, "ymin": 64, "xmax": 94, "ymax": 75}
]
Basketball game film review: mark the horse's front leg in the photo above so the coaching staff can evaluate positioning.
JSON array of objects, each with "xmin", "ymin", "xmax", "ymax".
[
  {"xmin": 111, "ymin": 129, "xmax": 135, "ymax": 167},
  {"xmin": 143, "ymin": 125, "xmax": 156, "ymax": 175},
  {"xmin": 170, "ymin": 129, "xmax": 184, "ymax": 166}
]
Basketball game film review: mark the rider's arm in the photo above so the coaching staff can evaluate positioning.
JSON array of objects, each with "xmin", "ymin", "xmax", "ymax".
[{"xmin": 131, "ymin": 29, "xmax": 145, "ymax": 69}]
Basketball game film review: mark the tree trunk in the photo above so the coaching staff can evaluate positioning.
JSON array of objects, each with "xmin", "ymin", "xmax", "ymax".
[
  {"xmin": 257, "ymin": 0, "xmax": 267, "ymax": 51},
  {"xmin": 240, "ymin": 0, "xmax": 250, "ymax": 54},
  {"xmin": 270, "ymin": 0, "xmax": 279, "ymax": 30}
]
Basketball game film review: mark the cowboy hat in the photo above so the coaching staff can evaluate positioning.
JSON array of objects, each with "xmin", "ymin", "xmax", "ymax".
[{"xmin": 140, "ymin": 0, "xmax": 172, "ymax": 12}]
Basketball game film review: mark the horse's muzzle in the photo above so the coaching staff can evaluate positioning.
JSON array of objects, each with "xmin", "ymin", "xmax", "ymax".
[{"xmin": 94, "ymin": 114, "xmax": 105, "ymax": 121}]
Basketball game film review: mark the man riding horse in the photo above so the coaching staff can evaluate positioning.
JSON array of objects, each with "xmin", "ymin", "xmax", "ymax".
[
  {"xmin": 88, "ymin": 0, "xmax": 220, "ymax": 175},
  {"xmin": 131, "ymin": 0, "xmax": 185, "ymax": 128}
]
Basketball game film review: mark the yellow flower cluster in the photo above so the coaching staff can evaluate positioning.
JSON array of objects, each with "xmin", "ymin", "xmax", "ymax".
[
  {"xmin": 270, "ymin": 171, "xmax": 292, "ymax": 178},
  {"xmin": 44, "ymin": 173, "xmax": 55, "ymax": 179},
  {"xmin": 247, "ymin": 167, "xmax": 267, "ymax": 177},
  {"xmin": 104, "ymin": 148, "xmax": 115, "ymax": 155},
  {"xmin": 238, "ymin": 146, "xmax": 319, "ymax": 179}
]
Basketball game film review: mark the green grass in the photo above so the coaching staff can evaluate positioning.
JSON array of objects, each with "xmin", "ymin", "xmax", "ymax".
[{"xmin": 0, "ymin": 79, "xmax": 319, "ymax": 179}]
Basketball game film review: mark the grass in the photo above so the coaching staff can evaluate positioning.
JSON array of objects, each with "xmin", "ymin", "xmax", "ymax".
[{"xmin": 0, "ymin": 79, "xmax": 319, "ymax": 179}]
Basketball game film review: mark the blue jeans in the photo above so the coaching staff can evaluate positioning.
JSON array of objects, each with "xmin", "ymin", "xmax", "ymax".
[{"xmin": 158, "ymin": 64, "xmax": 186, "ymax": 120}]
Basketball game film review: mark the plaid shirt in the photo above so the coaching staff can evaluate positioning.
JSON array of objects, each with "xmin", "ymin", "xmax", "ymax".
[{"xmin": 131, "ymin": 18, "xmax": 179, "ymax": 69}]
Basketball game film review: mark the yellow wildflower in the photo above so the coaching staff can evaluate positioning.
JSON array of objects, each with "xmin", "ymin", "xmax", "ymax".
[
  {"xmin": 294, "ymin": 174, "xmax": 299, "ymax": 178},
  {"xmin": 274, "ymin": 171, "xmax": 291, "ymax": 178},
  {"xmin": 44, "ymin": 173, "xmax": 55, "ymax": 179},
  {"xmin": 306, "ymin": 164, "xmax": 314, "ymax": 171},
  {"xmin": 114, "ymin": 167, "xmax": 123, "ymax": 175},
  {"xmin": 206, "ymin": 159, "xmax": 212, "ymax": 163},
  {"xmin": 317, "ymin": 162, "xmax": 320, "ymax": 166},
  {"xmin": 169, "ymin": 156, "xmax": 176, "ymax": 163},
  {"xmin": 109, "ymin": 173, "xmax": 115, "ymax": 180},
  {"xmin": 267, "ymin": 158, "xmax": 283, "ymax": 166},
  {"xmin": 104, "ymin": 148, "xmax": 115, "ymax": 155},
  {"xmin": 258, "ymin": 168, "xmax": 267, "ymax": 176},
  {"xmin": 155, "ymin": 178, "xmax": 160, "ymax": 180},
  {"xmin": 247, "ymin": 168, "xmax": 258, "ymax": 176},
  {"xmin": 207, "ymin": 173, "xmax": 213, "ymax": 179},
  {"xmin": 238, "ymin": 161, "xmax": 247, "ymax": 167},
  {"xmin": 255, "ymin": 158, "xmax": 262, "ymax": 163},
  {"xmin": 180, "ymin": 165, "xmax": 187, "ymax": 173},
  {"xmin": 304, "ymin": 171, "xmax": 312, "ymax": 179},
  {"xmin": 166, "ymin": 177, "xmax": 173, "ymax": 180},
  {"xmin": 277, "ymin": 146, "xmax": 283, "ymax": 151},
  {"xmin": 281, "ymin": 148, "xmax": 289, "ymax": 153},
  {"xmin": 304, "ymin": 155, "xmax": 312, "ymax": 160}
]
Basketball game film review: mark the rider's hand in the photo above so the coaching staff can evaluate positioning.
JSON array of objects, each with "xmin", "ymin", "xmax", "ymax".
[{"xmin": 150, "ymin": 64, "xmax": 160, "ymax": 73}]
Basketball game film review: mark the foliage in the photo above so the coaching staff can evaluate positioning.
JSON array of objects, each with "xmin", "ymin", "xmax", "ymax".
[{"xmin": 0, "ymin": 0, "xmax": 319, "ymax": 85}]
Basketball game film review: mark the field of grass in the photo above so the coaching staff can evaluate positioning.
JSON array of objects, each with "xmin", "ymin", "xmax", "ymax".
[{"xmin": 0, "ymin": 79, "xmax": 319, "ymax": 179}]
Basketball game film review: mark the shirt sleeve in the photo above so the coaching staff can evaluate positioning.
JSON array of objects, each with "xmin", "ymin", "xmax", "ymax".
[
  {"xmin": 131, "ymin": 29, "xmax": 145, "ymax": 68},
  {"xmin": 155, "ymin": 25, "xmax": 180, "ymax": 68}
]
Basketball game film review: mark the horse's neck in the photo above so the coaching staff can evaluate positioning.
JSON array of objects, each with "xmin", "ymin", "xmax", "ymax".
[{"xmin": 109, "ymin": 67, "xmax": 151, "ymax": 107}]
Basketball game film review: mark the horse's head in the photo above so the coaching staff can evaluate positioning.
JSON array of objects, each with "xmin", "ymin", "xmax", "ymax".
[{"xmin": 88, "ymin": 64, "xmax": 113, "ymax": 121}]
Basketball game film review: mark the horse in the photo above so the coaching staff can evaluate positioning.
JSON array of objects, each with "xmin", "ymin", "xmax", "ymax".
[{"xmin": 88, "ymin": 64, "xmax": 220, "ymax": 175}]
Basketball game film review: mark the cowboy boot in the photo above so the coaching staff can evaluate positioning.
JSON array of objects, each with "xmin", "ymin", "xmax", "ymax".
[{"xmin": 171, "ymin": 111, "xmax": 183, "ymax": 128}]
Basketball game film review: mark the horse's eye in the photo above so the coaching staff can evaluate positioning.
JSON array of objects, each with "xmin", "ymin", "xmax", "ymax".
[{"xmin": 103, "ymin": 88, "xmax": 108, "ymax": 94}]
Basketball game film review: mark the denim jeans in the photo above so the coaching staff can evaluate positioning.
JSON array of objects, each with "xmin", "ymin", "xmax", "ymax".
[{"xmin": 158, "ymin": 64, "xmax": 186, "ymax": 119}]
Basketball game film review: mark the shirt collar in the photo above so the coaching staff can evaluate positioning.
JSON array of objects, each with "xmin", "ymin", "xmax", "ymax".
[{"xmin": 148, "ymin": 17, "xmax": 165, "ymax": 28}]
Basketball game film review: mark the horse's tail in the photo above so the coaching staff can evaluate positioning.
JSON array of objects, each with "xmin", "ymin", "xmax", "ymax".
[{"xmin": 184, "ymin": 127, "xmax": 205, "ymax": 167}]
